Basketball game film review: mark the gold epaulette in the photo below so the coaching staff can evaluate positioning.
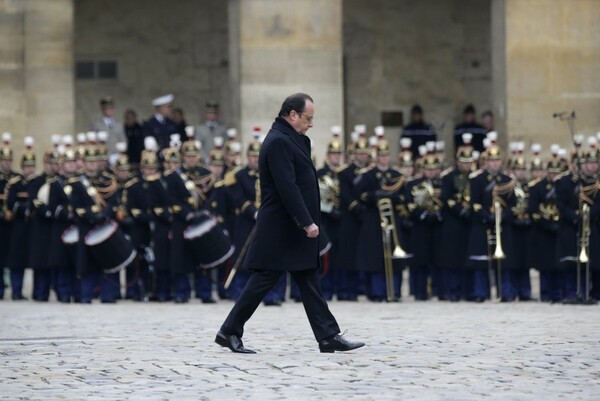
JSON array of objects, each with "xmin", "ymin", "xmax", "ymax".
[
  {"xmin": 8, "ymin": 175, "xmax": 22, "ymax": 185},
  {"xmin": 213, "ymin": 179, "xmax": 225, "ymax": 188},
  {"xmin": 97, "ymin": 178, "xmax": 118, "ymax": 199},
  {"xmin": 145, "ymin": 173, "xmax": 160, "ymax": 182},
  {"xmin": 468, "ymin": 169, "xmax": 483, "ymax": 179},
  {"xmin": 528, "ymin": 176, "xmax": 543, "ymax": 188},
  {"xmin": 102, "ymin": 170, "xmax": 116, "ymax": 179},
  {"xmin": 224, "ymin": 170, "xmax": 237, "ymax": 187},
  {"xmin": 554, "ymin": 170, "xmax": 570, "ymax": 182},
  {"xmin": 440, "ymin": 167, "xmax": 453, "ymax": 179},
  {"xmin": 47, "ymin": 176, "xmax": 59, "ymax": 184},
  {"xmin": 381, "ymin": 176, "xmax": 405, "ymax": 193},
  {"xmin": 124, "ymin": 177, "xmax": 139, "ymax": 189},
  {"xmin": 357, "ymin": 165, "xmax": 374, "ymax": 175},
  {"xmin": 335, "ymin": 163, "xmax": 350, "ymax": 174},
  {"xmin": 391, "ymin": 166, "xmax": 403, "ymax": 174},
  {"xmin": 67, "ymin": 176, "xmax": 79, "ymax": 184}
]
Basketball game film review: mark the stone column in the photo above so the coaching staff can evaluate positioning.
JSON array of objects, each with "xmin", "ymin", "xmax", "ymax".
[
  {"xmin": 230, "ymin": 0, "xmax": 344, "ymax": 164},
  {"xmin": 492, "ymin": 0, "xmax": 600, "ymax": 154},
  {"xmin": 0, "ymin": 0, "xmax": 74, "ymax": 163}
]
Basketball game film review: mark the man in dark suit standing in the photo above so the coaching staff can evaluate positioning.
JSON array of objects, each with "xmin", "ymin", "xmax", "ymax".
[
  {"xmin": 215, "ymin": 93, "xmax": 364, "ymax": 354},
  {"xmin": 142, "ymin": 94, "xmax": 178, "ymax": 150}
]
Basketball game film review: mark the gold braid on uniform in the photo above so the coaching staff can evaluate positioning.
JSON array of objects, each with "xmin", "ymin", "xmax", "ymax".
[
  {"xmin": 579, "ymin": 181, "xmax": 599, "ymax": 206},
  {"xmin": 381, "ymin": 176, "xmax": 405, "ymax": 193},
  {"xmin": 492, "ymin": 178, "xmax": 515, "ymax": 208}
]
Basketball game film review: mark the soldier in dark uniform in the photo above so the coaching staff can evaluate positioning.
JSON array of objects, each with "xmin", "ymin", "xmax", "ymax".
[
  {"xmin": 466, "ymin": 145, "xmax": 516, "ymax": 302},
  {"xmin": 505, "ymin": 156, "xmax": 533, "ymax": 301},
  {"xmin": 454, "ymin": 104, "xmax": 487, "ymax": 153},
  {"xmin": 28, "ymin": 149, "xmax": 58, "ymax": 301},
  {"xmin": 0, "ymin": 133, "xmax": 16, "ymax": 300},
  {"xmin": 140, "ymin": 148, "xmax": 173, "ymax": 301},
  {"xmin": 180, "ymin": 140, "xmax": 217, "ymax": 303},
  {"xmin": 162, "ymin": 147, "xmax": 201, "ymax": 303},
  {"xmin": 529, "ymin": 157, "xmax": 562, "ymax": 302},
  {"xmin": 336, "ymin": 139, "xmax": 371, "ymax": 300},
  {"xmin": 315, "ymin": 130, "xmax": 343, "ymax": 300},
  {"xmin": 439, "ymin": 134, "xmax": 475, "ymax": 301},
  {"xmin": 142, "ymin": 94, "xmax": 178, "ymax": 150},
  {"xmin": 112, "ymin": 150, "xmax": 151, "ymax": 301},
  {"xmin": 47, "ymin": 147, "xmax": 79, "ymax": 302},
  {"xmin": 555, "ymin": 148, "xmax": 591, "ymax": 303},
  {"xmin": 4, "ymin": 137, "xmax": 37, "ymax": 300},
  {"xmin": 405, "ymin": 151, "xmax": 444, "ymax": 301},
  {"xmin": 70, "ymin": 145, "xmax": 119, "ymax": 303},
  {"xmin": 401, "ymin": 105, "xmax": 436, "ymax": 158},
  {"xmin": 354, "ymin": 140, "xmax": 407, "ymax": 301}
]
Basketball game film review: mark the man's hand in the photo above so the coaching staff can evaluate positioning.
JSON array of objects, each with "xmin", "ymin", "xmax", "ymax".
[{"xmin": 304, "ymin": 223, "xmax": 319, "ymax": 238}]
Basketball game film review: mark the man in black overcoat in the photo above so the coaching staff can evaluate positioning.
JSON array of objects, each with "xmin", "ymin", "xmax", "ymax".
[{"xmin": 215, "ymin": 93, "xmax": 364, "ymax": 354}]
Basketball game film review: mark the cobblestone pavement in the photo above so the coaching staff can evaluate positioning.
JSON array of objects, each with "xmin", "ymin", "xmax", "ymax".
[{"xmin": 1, "ymin": 295, "xmax": 600, "ymax": 401}]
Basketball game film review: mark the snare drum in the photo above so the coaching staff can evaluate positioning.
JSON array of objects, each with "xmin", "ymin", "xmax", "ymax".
[
  {"xmin": 61, "ymin": 225, "xmax": 79, "ymax": 264},
  {"xmin": 184, "ymin": 213, "xmax": 235, "ymax": 269},
  {"xmin": 85, "ymin": 221, "xmax": 137, "ymax": 273}
]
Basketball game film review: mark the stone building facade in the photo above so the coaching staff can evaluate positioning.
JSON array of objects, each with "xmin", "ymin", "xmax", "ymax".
[{"xmin": 1, "ymin": 0, "xmax": 599, "ymax": 163}]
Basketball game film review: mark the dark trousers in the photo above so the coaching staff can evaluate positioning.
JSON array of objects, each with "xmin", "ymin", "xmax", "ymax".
[
  {"xmin": 221, "ymin": 269, "xmax": 340, "ymax": 342},
  {"xmin": 10, "ymin": 268, "xmax": 25, "ymax": 298},
  {"xmin": 33, "ymin": 269, "xmax": 52, "ymax": 301},
  {"xmin": 470, "ymin": 268, "xmax": 490, "ymax": 300},
  {"xmin": 337, "ymin": 271, "xmax": 358, "ymax": 300},
  {"xmin": 540, "ymin": 270, "xmax": 565, "ymax": 302},
  {"xmin": 194, "ymin": 270, "xmax": 213, "ymax": 301},
  {"xmin": 367, "ymin": 270, "xmax": 402, "ymax": 300},
  {"xmin": 447, "ymin": 268, "xmax": 468, "ymax": 299},
  {"xmin": 173, "ymin": 273, "xmax": 191, "ymax": 300},
  {"xmin": 155, "ymin": 270, "xmax": 171, "ymax": 300},
  {"xmin": 55, "ymin": 266, "xmax": 77, "ymax": 301}
]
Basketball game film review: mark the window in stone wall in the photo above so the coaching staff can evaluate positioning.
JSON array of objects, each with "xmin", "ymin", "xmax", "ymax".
[{"xmin": 75, "ymin": 60, "xmax": 118, "ymax": 80}]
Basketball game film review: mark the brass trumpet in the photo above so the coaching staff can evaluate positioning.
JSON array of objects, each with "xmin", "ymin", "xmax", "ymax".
[
  {"xmin": 578, "ymin": 203, "xmax": 590, "ymax": 264},
  {"xmin": 493, "ymin": 200, "xmax": 506, "ymax": 260},
  {"xmin": 377, "ymin": 198, "xmax": 410, "ymax": 301}
]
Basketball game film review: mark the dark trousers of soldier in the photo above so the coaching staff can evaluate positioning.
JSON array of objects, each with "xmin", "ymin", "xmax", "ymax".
[
  {"xmin": 470, "ymin": 268, "xmax": 490, "ymax": 300},
  {"xmin": 33, "ymin": 269, "xmax": 53, "ymax": 301},
  {"xmin": 540, "ymin": 271, "xmax": 565, "ymax": 302},
  {"xmin": 194, "ymin": 270, "xmax": 213, "ymax": 301},
  {"xmin": 366, "ymin": 270, "xmax": 402, "ymax": 300},
  {"xmin": 445, "ymin": 268, "xmax": 470, "ymax": 300},
  {"xmin": 337, "ymin": 271, "xmax": 359, "ymax": 300},
  {"xmin": 411, "ymin": 266, "xmax": 429, "ymax": 300},
  {"xmin": 500, "ymin": 269, "xmax": 531, "ymax": 300},
  {"xmin": 9, "ymin": 268, "xmax": 25, "ymax": 299},
  {"xmin": 221, "ymin": 269, "xmax": 340, "ymax": 341}
]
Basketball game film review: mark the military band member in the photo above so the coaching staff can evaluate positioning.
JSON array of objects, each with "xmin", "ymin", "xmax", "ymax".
[
  {"xmin": 47, "ymin": 147, "xmax": 79, "ymax": 302},
  {"xmin": 162, "ymin": 147, "xmax": 198, "ymax": 303},
  {"xmin": 4, "ymin": 137, "xmax": 37, "ymax": 300},
  {"xmin": 28, "ymin": 149, "xmax": 57, "ymax": 301},
  {"xmin": 337, "ymin": 139, "xmax": 371, "ymax": 300},
  {"xmin": 70, "ymin": 144, "xmax": 119, "ymax": 303},
  {"xmin": 0, "ymin": 133, "xmax": 16, "ymax": 300},
  {"xmin": 406, "ymin": 151, "xmax": 443, "ymax": 301},
  {"xmin": 354, "ymin": 140, "xmax": 406, "ymax": 301},
  {"xmin": 529, "ymin": 157, "xmax": 562, "ymax": 302},
  {"xmin": 140, "ymin": 145, "xmax": 173, "ymax": 302},
  {"xmin": 316, "ymin": 129, "xmax": 343, "ymax": 300},
  {"xmin": 439, "ymin": 134, "xmax": 475, "ymax": 301},
  {"xmin": 466, "ymin": 144, "xmax": 516, "ymax": 302}
]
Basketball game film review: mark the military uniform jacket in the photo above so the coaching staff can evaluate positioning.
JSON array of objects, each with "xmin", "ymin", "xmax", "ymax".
[
  {"xmin": 28, "ymin": 173, "xmax": 55, "ymax": 269},
  {"xmin": 47, "ymin": 174, "xmax": 75, "ymax": 269},
  {"xmin": 144, "ymin": 174, "xmax": 172, "ymax": 272},
  {"xmin": 317, "ymin": 164, "xmax": 342, "ymax": 270},
  {"xmin": 0, "ymin": 169, "xmax": 17, "ymax": 267},
  {"xmin": 117, "ymin": 176, "xmax": 151, "ymax": 248},
  {"xmin": 354, "ymin": 165, "xmax": 405, "ymax": 272},
  {"xmin": 406, "ymin": 176, "xmax": 443, "ymax": 266},
  {"xmin": 439, "ymin": 167, "xmax": 472, "ymax": 268},
  {"xmin": 226, "ymin": 165, "xmax": 259, "ymax": 261},
  {"xmin": 528, "ymin": 177, "xmax": 559, "ymax": 270},
  {"xmin": 555, "ymin": 171, "xmax": 587, "ymax": 266},
  {"xmin": 5, "ymin": 174, "xmax": 32, "ymax": 270},
  {"xmin": 163, "ymin": 169, "xmax": 197, "ymax": 274},
  {"xmin": 142, "ymin": 116, "xmax": 178, "ymax": 150},
  {"xmin": 243, "ymin": 117, "xmax": 321, "ymax": 271},
  {"xmin": 507, "ymin": 179, "xmax": 532, "ymax": 270},
  {"xmin": 466, "ymin": 170, "xmax": 516, "ymax": 269},
  {"xmin": 336, "ymin": 162, "xmax": 365, "ymax": 271}
]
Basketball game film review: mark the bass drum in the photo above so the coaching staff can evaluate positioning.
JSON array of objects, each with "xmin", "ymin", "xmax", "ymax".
[
  {"xmin": 184, "ymin": 212, "xmax": 235, "ymax": 269},
  {"xmin": 85, "ymin": 221, "xmax": 136, "ymax": 273},
  {"xmin": 61, "ymin": 225, "xmax": 79, "ymax": 265}
]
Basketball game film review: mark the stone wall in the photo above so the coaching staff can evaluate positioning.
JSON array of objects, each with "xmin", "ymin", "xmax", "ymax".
[
  {"xmin": 0, "ymin": 0, "xmax": 74, "ymax": 162},
  {"xmin": 74, "ymin": 0, "xmax": 230, "ymax": 133},
  {"xmin": 494, "ymin": 0, "xmax": 600, "ymax": 154},
  {"xmin": 344, "ymin": 0, "xmax": 492, "ymax": 154}
]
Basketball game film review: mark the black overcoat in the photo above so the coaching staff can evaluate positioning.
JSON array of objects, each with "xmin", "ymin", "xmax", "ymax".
[{"xmin": 243, "ymin": 117, "xmax": 320, "ymax": 271}]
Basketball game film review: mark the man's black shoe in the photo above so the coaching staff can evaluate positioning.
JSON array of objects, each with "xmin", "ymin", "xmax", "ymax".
[
  {"xmin": 215, "ymin": 330, "xmax": 256, "ymax": 354},
  {"xmin": 318, "ymin": 334, "xmax": 365, "ymax": 353}
]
